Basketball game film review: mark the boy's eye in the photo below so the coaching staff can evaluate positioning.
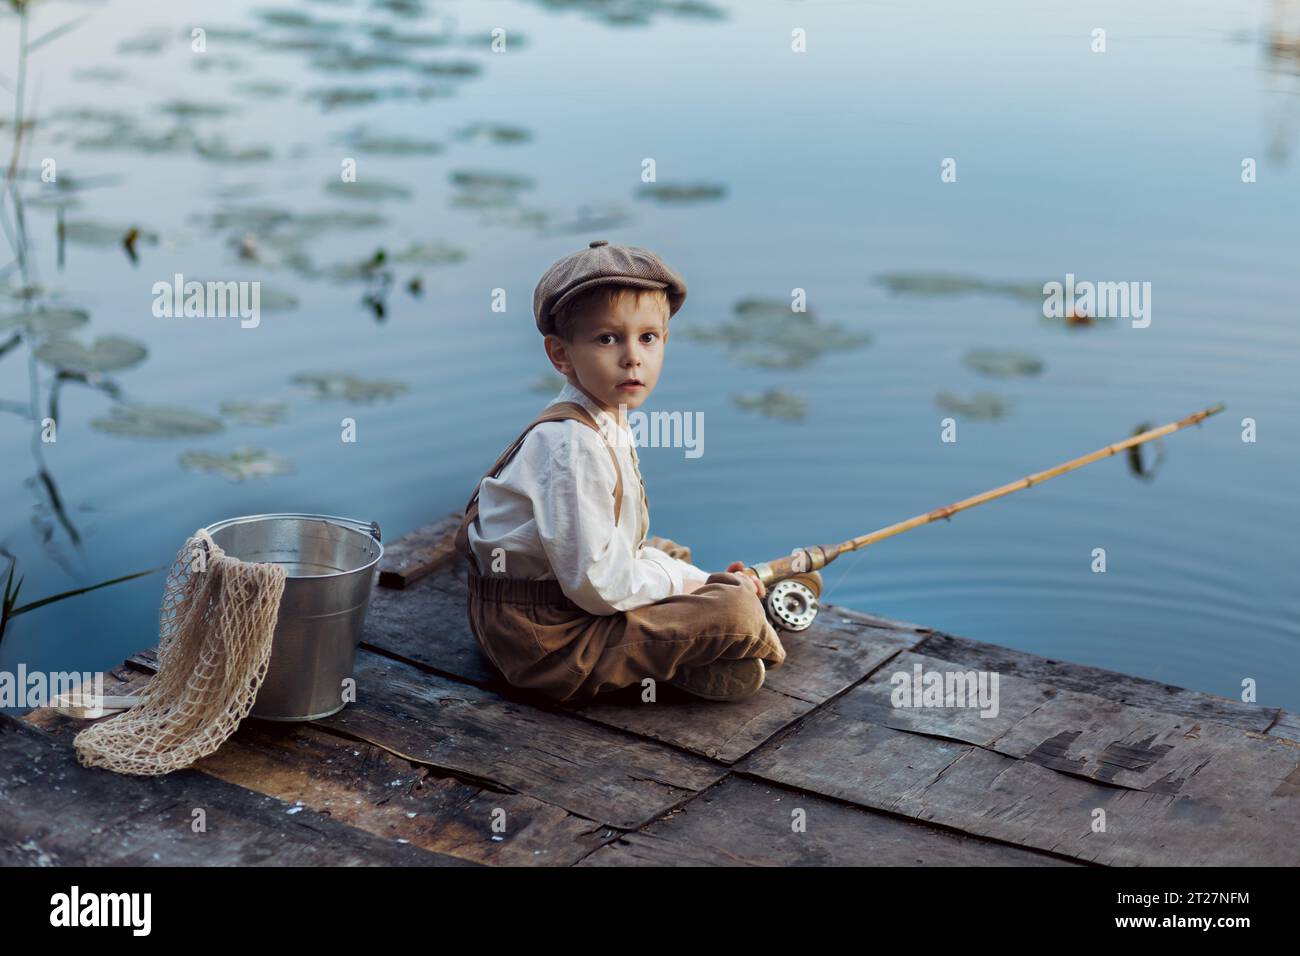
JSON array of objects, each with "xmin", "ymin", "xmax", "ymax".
[
  {"xmin": 597, "ymin": 333, "xmax": 616, "ymax": 345},
  {"xmin": 641, "ymin": 332, "xmax": 659, "ymax": 343}
]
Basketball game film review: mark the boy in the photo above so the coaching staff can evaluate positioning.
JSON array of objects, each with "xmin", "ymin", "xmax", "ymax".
[{"xmin": 452, "ymin": 239, "xmax": 802, "ymax": 704}]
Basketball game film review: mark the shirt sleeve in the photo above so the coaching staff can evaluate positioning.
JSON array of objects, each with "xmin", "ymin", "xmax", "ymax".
[
  {"xmin": 532, "ymin": 424, "xmax": 680, "ymax": 615},
  {"xmin": 639, "ymin": 545, "xmax": 710, "ymax": 589}
]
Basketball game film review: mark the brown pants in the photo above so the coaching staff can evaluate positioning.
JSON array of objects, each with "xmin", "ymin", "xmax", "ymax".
[{"xmin": 465, "ymin": 536, "xmax": 786, "ymax": 703}]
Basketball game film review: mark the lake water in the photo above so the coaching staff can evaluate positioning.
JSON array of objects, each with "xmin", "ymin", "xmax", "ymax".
[{"xmin": 2, "ymin": 0, "xmax": 1297, "ymax": 711}]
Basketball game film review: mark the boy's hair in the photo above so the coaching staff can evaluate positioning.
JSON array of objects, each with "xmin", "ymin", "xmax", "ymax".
[{"xmin": 549, "ymin": 284, "xmax": 670, "ymax": 342}]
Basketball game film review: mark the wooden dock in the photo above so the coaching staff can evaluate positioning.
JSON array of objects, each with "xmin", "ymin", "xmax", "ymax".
[{"xmin": 5, "ymin": 511, "xmax": 1299, "ymax": 866}]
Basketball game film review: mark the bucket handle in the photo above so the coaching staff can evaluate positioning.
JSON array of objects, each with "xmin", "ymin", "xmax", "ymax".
[{"xmin": 317, "ymin": 515, "xmax": 381, "ymax": 542}]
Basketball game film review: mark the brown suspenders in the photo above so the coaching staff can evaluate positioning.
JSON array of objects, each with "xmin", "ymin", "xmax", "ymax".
[{"xmin": 453, "ymin": 401, "xmax": 648, "ymax": 575}]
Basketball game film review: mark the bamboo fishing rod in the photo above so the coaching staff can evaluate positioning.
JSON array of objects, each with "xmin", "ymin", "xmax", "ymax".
[{"xmin": 745, "ymin": 402, "xmax": 1226, "ymax": 589}]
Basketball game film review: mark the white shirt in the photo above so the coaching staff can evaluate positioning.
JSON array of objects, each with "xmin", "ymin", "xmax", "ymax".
[{"xmin": 466, "ymin": 381, "xmax": 710, "ymax": 615}]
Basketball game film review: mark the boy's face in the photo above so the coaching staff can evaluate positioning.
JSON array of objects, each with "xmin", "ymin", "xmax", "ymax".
[{"xmin": 545, "ymin": 290, "xmax": 668, "ymax": 417}]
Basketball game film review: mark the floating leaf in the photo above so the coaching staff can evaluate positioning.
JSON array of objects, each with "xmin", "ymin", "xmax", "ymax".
[
  {"xmin": 337, "ymin": 125, "xmax": 443, "ymax": 154},
  {"xmin": 388, "ymin": 240, "xmax": 469, "ymax": 266},
  {"xmin": 180, "ymin": 446, "xmax": 294, "ymax": 481},
  {"xmin": 0, "ymin": 308, "xmax": 90, "ymax": 335},
  {"xmin": 635, "ymin": 181, "xmax": 726, "ymax": 204},
  {"xmin": 291, "ymin": 372, "xmax": 408, "ymax": 402},
  {"xmin": 682, "ymin": 298, "xmax": 870, "ymax": 369},
  {"xmin": 450, "ymin": 168, "xmax": 534, "ymax": 191},
  {"xmin": 160, "ymin": 100, "xmax": 239, "ymax": 119},
  {"xmin": 34, "ymin": 335, "xmax": 148, "ymax": 374},
  {"xmin": 256, "ymin": 286, "xmax": 300, "ymax": 311},
  {"xmin": 452, "ymin": 122, "xmax": 532, "ymax": 145},
  {"xmin": 255, "ymin": 9, "xmax": 344, "ymax": 30},
  {"xmin": 875, "ymin": 272, "xmax": 1043, "ymax": 302},
  {"xmin": 540, "ymin": 201, "xmax": 632, "ymax": 236},
  {"xmin": 117, "ymin": 29, "xmax": 170, "ymax": 54},
  {"xmin": 411, "ymin": 59, "xmax": 482, "ymax": 78},
  {"xmin": 63, "ymin": 220, "xmax": 160, "ymax": 247},
  {"xmin": 193, "ymin": 135, "xmax": 274, "ymax": 163},
  {"xmin": 962, "ymin": 349, "xmax": 1045, "ymax": 378},
  {"xmin": 733, "ymin": 389, "xmax": 806, "ymax": 421},
  {"xmin": 232, "ymin": 79, "xmax": 291, "ymax": 98},
  {"xmin": 935, "ymin": 391, "xmax": 1010, "ymax": 420},
  {"xmin": 73, "ymin": 66, "xmax": 129, "ymax": 83},
  {"xmin": 219, "ymin": 400, "xmax": 289, "ymax": 426},
  {"xmin": 309, "ymin": 48, "xmax": 411, "ymax": 73},
  {"xmin": 91, "ymin": 403, "xmax": 225, "ymax": 438},
  {"xmin": 324, "ymin": 178, "xmax": 413, "ymax": 200}
]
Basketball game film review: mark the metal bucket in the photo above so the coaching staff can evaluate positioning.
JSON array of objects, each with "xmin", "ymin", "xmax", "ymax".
[{"xmin": 202, "ymin": 513, "xmax": 383, "ymax": 721}]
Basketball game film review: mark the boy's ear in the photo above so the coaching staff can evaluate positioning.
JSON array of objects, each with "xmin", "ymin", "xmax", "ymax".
[{"xmin": 543, "ymin": 333, "xmax": 571, "ymax": 373}]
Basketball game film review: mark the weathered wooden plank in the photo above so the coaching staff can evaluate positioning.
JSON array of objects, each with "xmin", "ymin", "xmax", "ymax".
[
  {"xmin": 312, "ymin": 651, "xmax": 727, "ymax": 830},
  {"xmin": 989, "ymin": 688, "xmax": 1300, "ymax": 800},
  {"xmin": 828, "ymin": 650, "xmax": 1300, "ymax": 801},
  {"xmin": 22, "ymin": 646, "xmax": 726, "ymax": 831},
  {"xmin": 22, "ymin": 658, "xmax": 612, "ymax": 865},
  {"xmin": 1268, "ymin": 710, "xmax": 1300, "ymax": 744},
  {"xmin": 579, "ymin": 775, "xmax": 1078, "ymax": 867},
  {"xmin": 735, "ymin": 706, "xmax": 1300, "ymax": 865},
  {"xmin": 193, "ymin": 721, "xmax": 611, "ymax": 866},
  {"xmin": 377, "ymin": 514, "xmax": 464, "ymax": 590},
  {"xmin": 0, "ymin": 714, "xmax": 475, "ymax": 867},
  {"xmin": 827, "ymin": 649, "xmax": 1054, "ymax": 747},
  {"xmin": 914, "ymin": 629, "xmax": 1278, "ymax": 734},
  {"xmin": 567, "ymin": 685, "xmax": 816, "ymax": 764}
]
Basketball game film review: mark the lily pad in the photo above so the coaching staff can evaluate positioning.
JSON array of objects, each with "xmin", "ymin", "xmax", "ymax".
[
  {"xmin": 232, "ymin": 80, "xmax": 291, "ymax": 98},
  {"xmin": 290, "ymin": 372, "xmax": 408, "ymax": 402},
  {"xmin": 160, "ymin": 100, "xmax": 239, "ymax": 119},
  {"xmin": 935, "ymin": 391, "xmax": 1010, "ymax": 420},
  {"xmin": 193, "ymin": 135, "xmax": 274, "ymax": 163},
  {"xmin": 180, "ymin": 446, "xmax": 294, "ymax": 481},
  {"xmin": 962, "ymin": 349, "xmax": 1045, "ymax": 377},
  {"xmin": 452, "ymin": 122, "xmax": 532, "ymax": 145},
  {"xmin": 411, "ymin": 60, "xmax": 482, "ymax": 78},
  {"xmin": 540, "ymin": 202, "xmax": 633, "ymax": 236},
  {"xmin": 733, "ymin": 389, "xmax": 807, "ymax": 422},
  {"xmin": 62, "ymin": 220, "xmax": 161, "ymax": 247},
  {"xmin": 219, "ymin": 400, "xmax": 289, "ymax": 426},
  {"xmin": 34, "ymin": 335, "xmax": 148, "ymax": 374},
  {"xmin": 875, "ymin": 272, "xmax": 1043, "ymax": 302},
  {"xmin": 635, "ymin": 181, "xmax": 727, "ymax": 204},
  {"xmin": 389, "ymin": 240, "xmax": 469, "ymax": 266},
  {"xmin": 450, "ymin": 169, "xmax": 534, "ymax": 191},
  {"xmin": 337, "ymin": 126, "xmax": 443, "ymax": 155},
  {"xmin": 682, "ymin": 298, "xmax": 871, "ymax": 370},
  {"xmin": 91, "ymin": 403, "xmax": 225, "ymax": 438},
  {"xmin": 323, "ymin": 178, "xmax": 413, "ymax": 201},
  {"xmin": 0, "ymin": 308, "xmax": 90, "ymax": 336},
  {"xmin": 256, "ymin": 286, "xmax": 301, "ymax": 311},
  {"xmin": 117, "ymin": 29, "xmax": 170, "ymax": 54}
]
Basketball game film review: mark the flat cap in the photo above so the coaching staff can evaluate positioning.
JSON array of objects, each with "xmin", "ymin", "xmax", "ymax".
[{"xmin": 533, "ymin": 239, "xmax": 687, "ymax": 336}]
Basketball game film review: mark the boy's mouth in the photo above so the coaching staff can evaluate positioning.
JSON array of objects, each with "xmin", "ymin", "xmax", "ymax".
[{"xmin": 617, "ymin": 379, "xmax": 645, "ymax": 391}]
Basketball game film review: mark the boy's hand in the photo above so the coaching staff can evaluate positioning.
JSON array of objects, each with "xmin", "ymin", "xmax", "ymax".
[{"xmin": 707, "ymin": 561, "xmax": 764, "ymax": 598}]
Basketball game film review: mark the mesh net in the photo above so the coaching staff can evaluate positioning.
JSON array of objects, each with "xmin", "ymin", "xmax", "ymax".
[{"xmin": 73, "ymin": 527, "xmax": 287, "ymax": 776}]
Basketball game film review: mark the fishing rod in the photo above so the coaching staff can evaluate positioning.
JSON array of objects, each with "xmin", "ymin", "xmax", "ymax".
[{"xmin": 748, "ymin": 402, "xmax": 1226, "ymax": 631}]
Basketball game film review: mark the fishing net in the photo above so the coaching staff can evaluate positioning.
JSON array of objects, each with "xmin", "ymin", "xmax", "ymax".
[{"xmin": 72, "ymin": 528, "xmax": 286, "ymax": 776}]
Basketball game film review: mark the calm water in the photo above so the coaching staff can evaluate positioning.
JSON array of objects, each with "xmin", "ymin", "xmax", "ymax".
[{"xmin": 2, "ymin": 0, "xmax": 1298, "ymax": 710}]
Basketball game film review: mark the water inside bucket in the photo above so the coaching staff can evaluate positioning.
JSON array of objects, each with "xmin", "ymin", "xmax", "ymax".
[{"xmin": 204, "ymin": 514, "xmax": 381, "ymax": 579}]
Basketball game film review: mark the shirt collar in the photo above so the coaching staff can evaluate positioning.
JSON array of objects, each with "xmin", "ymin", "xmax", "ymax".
[{"xmin": 551, "ymin": 380, "xmax": 635, "ymax": 447}]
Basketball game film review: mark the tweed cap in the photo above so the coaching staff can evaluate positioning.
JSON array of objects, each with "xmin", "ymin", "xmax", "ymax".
[{"xmin": 533, "ymin": 239, "xmax": 687, "ymax": 336}]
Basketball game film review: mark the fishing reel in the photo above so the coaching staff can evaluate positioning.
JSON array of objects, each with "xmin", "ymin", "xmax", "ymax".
[
  {"xmin": 751, "ymin": 548, "xmax": 828, "ymax": 632},
  {"xmin": 764, "ymin": 575, "xmax": 821, "ymax": 631}
]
